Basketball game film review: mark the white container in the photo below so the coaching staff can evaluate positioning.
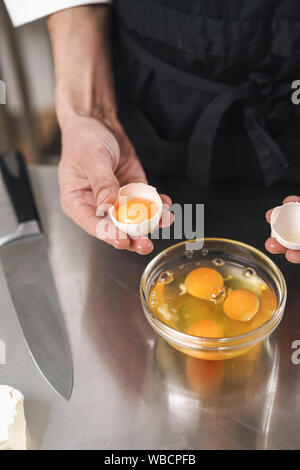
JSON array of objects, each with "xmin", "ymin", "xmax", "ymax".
[{"xmin": 0, "ymin": 385, "xmax": 27, "ymax": 450}]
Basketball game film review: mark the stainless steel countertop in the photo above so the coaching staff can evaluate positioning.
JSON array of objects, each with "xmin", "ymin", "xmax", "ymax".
[{"xmin": 0, "ymin": 166, "xmax": 299, "ymax": 450}]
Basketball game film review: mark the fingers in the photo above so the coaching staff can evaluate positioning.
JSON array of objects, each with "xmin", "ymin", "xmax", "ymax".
[
  {"xmin": 160, "ymin": 209, "xmax": 174, "ymax": 228},
  {"xmin": 265, "ymin": 237, "xmax": 287, "ymax": 254},
  {"xmin": 61, "ymin": 191, "xmax": 152, "ymax": 254},
  {"xmin": 96, "ymin": 216, "xmax": 131, "ymax": 250},
  {"xmin": 80, "ymin": 126, "xmax": 121, "ymax": 207},
  {"xmin": 282, "ymin": 195, "xmax": 300, "ymax": 204},
  {"xmin": 61, "ymin": 184, "xmax": 174, "ymax": 255},
  {"xmin": 86, "ymin": 158, "xmax": 120, "ymax": 208},
  {"xmin": 59, "ymin": 185, "xmax": 129, "ymax": 248},
  {"xmin": 265, "ymin": 208, "xmax": 273, "ymax": 223},
  {"xmin": 60, "ymin": 125, "xmax": 173, "ymax": 253},
  {"xmin": 265, "ymin": 195, "xmax": 300, "ymax": 263},
  {"xmin": 128, "ymin": 237, "xmax": 154, "ymax": 255},
  {"xmin": 266, "ymin": 195, "xmax": 300, "ymax": 223},
  {"xmin": 160, "ymin": 194, "xmax": 172, "ymax": 207},
  {"xmin": 59, "ymin": 115, "xmax": 174, "ymax": 254},
  {"xmin": 285, "ymin": 250, "xmax": 300, "ymax": 263},
  {"xmin": 265, "ymin": 238, "xmax": 300, "ymax": 263},
  {"xmin": 159, "ymin": 193, "xmax": 174, "ymax": 228}
]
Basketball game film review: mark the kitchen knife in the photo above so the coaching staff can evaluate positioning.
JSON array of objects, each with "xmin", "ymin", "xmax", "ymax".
[{"xmin": 0, "ymin": 151, "xmax": 73, "ymax": 400}]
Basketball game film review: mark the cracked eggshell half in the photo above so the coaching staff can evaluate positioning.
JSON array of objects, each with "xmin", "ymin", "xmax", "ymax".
[
  {"xmin": 270, "ymin": 202, "xmax": 300, "ymax": 250},
  {"xmin": 109, "ymin": 183, "xmax": 163, "ymax": 237}
]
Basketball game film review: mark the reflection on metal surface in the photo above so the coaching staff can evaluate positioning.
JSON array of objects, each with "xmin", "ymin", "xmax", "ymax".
[
  {"xmin": 261, "ymin": 340, "xmax": 280, "ymax": 449},
  {"xmin": 0, "ymin": 234, "xmax": 73, "ymax": 399},
  {"xmin": 150, "ymin": 337, "xmax": 279, "ymax": 448},
  {"xmin": 0, "ymin": 220, "xmax": 40, "ymax": 246},
  {"xmin": 0, "ymin": 168, "xmax": 299, "ymax": 449}
]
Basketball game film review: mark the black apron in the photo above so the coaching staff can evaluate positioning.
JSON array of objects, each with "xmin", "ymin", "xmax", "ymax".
[{"xmin": 112, "ymin": 0, "xmax": 300, "ymax": 187}]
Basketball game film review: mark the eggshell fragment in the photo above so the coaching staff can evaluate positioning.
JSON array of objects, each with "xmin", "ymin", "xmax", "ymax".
[
  {"xmin": 109, "ymin": 183, "xmax": 162, "ymax": 237},
  {"xmin": 270, "ymin": 202, "xmax": 300, "ymax": 250}
]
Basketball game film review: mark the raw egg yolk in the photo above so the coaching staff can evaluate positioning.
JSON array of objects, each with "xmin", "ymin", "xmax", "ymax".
[
  {"xmin": 185, "ymin": 267, "xmax": 224, "ymax": 301},
  {"xmin": 116, "ymin": 199, "xmax": 158, "ymax": 224},
  {"xmin": 187, "ymin": 319, "xmax": 224, "ymax": 338},
  {"xmin": 223, "ymin": 288, "xmax": 260, "ymax": 322}
]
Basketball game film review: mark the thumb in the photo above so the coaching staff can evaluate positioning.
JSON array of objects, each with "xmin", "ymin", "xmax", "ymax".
[
  {"xmin": 92, "ymin": 164, "xmax": 120, "ymax": 208},
  {"xmin": 86, "ymin": 133, "xmax": 120, "ymax": 208}
]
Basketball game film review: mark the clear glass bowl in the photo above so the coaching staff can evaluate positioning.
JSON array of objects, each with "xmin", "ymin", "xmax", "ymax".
[{"xmin": 140, "ymin": 238, "xmax": 287, "ymax": 360}]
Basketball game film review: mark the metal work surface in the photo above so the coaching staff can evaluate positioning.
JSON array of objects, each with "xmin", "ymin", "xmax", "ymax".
[{"xmin": 0, "ymin": 166, "xmax": 299, "ymax": 450}]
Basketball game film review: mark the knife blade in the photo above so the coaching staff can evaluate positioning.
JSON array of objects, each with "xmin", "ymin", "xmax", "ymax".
[{"xmin": 0, "ymin": 151, "xmax": 73, "ymax": 400}]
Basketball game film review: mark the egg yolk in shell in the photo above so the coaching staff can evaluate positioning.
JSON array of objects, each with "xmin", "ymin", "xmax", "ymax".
[
  {"xmin": 116, "ymin": 198, "xmax": 158, "ymax": 224},
  {"xmin": 187, "ymin": 319, "xmax": 225, "ymax": 338},
  {"xmin": 185, "ymin": 267, "xmax": 224, "ymax": 301},
  {"xmin": 223, "ymin": 288, "xmax": 260, "ymax": 321}
]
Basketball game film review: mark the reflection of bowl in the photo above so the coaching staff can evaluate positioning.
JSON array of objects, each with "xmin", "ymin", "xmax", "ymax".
[
  {"xmin": 151, "ymin": 336, "xmax": 280, "ymax": 435},
  {"xmin": 140, "ymin": 239, "xmax": 286, "ymax": 360}
]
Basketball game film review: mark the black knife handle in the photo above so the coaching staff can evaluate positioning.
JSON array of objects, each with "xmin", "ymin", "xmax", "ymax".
[{"xmin": 0, "ymin": 150, "xmax": 40, "ymax": 224}]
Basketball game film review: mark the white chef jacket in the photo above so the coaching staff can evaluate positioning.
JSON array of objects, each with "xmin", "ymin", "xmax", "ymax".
[{"xmin": 3, "ymin": 0, "xmax": 112, "ymax": 27}]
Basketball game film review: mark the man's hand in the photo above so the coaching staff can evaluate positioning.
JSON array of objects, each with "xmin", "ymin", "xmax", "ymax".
[
  {"xmin": 47, "ymin": 6, "xmax": 173, "ymax": 254},
  {"xmin": 59, "ymin": 114, "xmax": 173, "ymax": 254},
  {"xmin": 265, "ymin": 195, "xmax": 300, "ymax": 263}
]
